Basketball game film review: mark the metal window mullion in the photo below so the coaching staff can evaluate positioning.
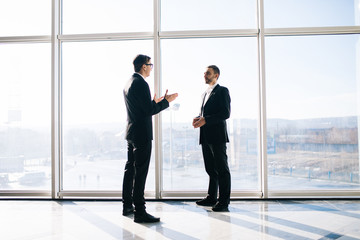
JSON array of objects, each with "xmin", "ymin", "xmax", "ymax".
[
  {"xmin": 51, "ymin": 0, "xmax": 61, "ymax": 199},
  {"xmin": 154, "ymin": 0, "xmax": 162, "ymax": 200},
  {"xmin": 0, "ymin": 36, "xmax": 50, "ymax": 44},
  {"xmin": 269, "ymin": 190, "xmax": 360, "ymax": 198},
  {"xmin": 58, "ymin": 32, "xmax": 154, "ymax": 42},
  {"xmin": 56, "ymin": 190, "xmax": 360, "ymax": 199},
  {"xmin": 159, "ymin": 29, "xmax": 258, "ymax": 39},
  {"xmin": 0, "ymin": 191, "xmax": 50, "ymax": 198},
  {"xmin": 264, "ymin": 26, "xmax": 360, "ymax": 37},
  {"xmin": 257, "ymin": 0, "xmax": 268, "ymax": 199},
  {"xmin": 161, "ymin": 191, "xmax": 263, "ymax": 199},
  {"xmin": 59, "ymin": 0, "xmax": 65, "ymax": 197}
]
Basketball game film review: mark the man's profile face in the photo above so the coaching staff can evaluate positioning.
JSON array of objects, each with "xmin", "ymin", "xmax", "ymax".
[
  {"xmin": 143, "ymin": 60, "xmax": 153, "ymax": 78},
  {"xmin": 204, "ymin": 68, "xmax": 217, "ymax": 85}
]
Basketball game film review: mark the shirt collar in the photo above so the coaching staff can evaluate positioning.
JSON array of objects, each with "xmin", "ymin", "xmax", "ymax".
[
  {"xmin": 134, "ymin": 72, "xmax": 145, "ymax": 80},
  {"xmin": 206, "ymin": 83, "xmax": 218, "ymax": 93}
]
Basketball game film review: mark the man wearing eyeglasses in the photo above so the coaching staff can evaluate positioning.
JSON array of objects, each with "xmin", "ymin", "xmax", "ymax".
[
  {"xmin": 122, "ymin": 54, "xmax": 178, "ymax": 223},
  {"xmin": 193, "ymin": 65, "xmax": 231, "ymax": 212}
]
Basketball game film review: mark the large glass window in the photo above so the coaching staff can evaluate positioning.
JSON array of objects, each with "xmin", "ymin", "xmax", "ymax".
[
  {"xmin": 161, "ymin": 37, "xmax": 259, "ymax": 191},
  {"xmin": 264, "ymin": 0, "xmax": 360, "ymax": 28},
  {"xmin": 62, "ymin": 40, "xmax": 154, "ymax": 191},
  {"xmin": 62, "ymin": 0, "xmax": 153, "ymax": 34},
  {"xmin": 0, "ymin": 0, "xmax": 51, "ymax": 36},
  {"xmin": 1, "ymin": 0, "xmax": 360, "ymax": 198},
  {"xmin": 161, "ymin": 0, "xmax": 257, "ymax": 31},
  {"xmin": 0, "ymin": 43, "xmax": 51, "ymax": 190},
  {"xmin": 265, "ymin": 34, "xmax": 360, "ymax": 190}
]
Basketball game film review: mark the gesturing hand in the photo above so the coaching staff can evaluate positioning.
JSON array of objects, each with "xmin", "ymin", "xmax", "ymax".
[
  {"xmin": 153, "ymin": 93, "xmax": 164, "ymax": 103},
  {"xmin": 164, "ymin": 89, "xmax": 178, "ymax": 103}
]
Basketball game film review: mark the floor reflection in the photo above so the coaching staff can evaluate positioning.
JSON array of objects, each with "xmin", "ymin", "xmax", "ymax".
[{"xmin": 0, "ymin": 200, "xmax": 359, "ymax": 239}]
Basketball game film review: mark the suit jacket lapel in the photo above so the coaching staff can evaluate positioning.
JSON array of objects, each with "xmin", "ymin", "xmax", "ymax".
[{"xmin": 204, "ymin": 84, "xmax": 219, "ymax": 107}]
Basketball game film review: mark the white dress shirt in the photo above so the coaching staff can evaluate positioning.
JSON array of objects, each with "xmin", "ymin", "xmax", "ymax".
[
  {"xmin": 134, "ymin": 72, "xmax": 146, "ymax": 80},
  {"xmin": 203, "ymin": 83, "xmax": 218, "ymax": 105},
  {"xmin": 201, "ymin": 83, "xmax": 218, "ymax": 116}
]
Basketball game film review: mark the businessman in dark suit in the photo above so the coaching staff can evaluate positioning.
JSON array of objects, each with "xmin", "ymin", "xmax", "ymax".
[
  {"xmin": 193, "ymin": 65, "xmax": 231, "ymax": 212},
  {"xmin": 123, "ymin": 54, "xmax": 178, "ymax": 223}
]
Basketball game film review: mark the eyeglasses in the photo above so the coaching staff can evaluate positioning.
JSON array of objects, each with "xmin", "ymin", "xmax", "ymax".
[{"xmin": 145, "ymin": 63, "xmax": 154, "ymax": 69}]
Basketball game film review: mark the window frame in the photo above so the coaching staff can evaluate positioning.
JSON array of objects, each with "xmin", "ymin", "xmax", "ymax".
[{"xmin": 0, "ymin": 0, "xmax": 359, "ymax": 199}]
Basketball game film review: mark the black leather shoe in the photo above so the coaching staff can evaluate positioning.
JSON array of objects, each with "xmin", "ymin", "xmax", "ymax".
[
  {"xmin": 122, "ymin": 205, "xmax": 134, "ymax": 216},
  {"xmin": 134, "ymin": 212, "xmax": 160, "ymax": 223},
  {"xmin": 196, "ymin": 197, "xmax": 217, "ymax": 206},
  {"xmin": 212, "ymin": 202, "xmax": 229, "ymax": 212}
]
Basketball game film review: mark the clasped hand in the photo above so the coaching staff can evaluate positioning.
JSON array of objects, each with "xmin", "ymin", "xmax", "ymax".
[{"xmin": 192, "ymin": 116, "xmax": 206, "ymax": 128}]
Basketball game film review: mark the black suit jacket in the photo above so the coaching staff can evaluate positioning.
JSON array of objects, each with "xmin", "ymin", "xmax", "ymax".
[
  {"xmin": 124, "ymin": 73, "xmax": 169, "ymax": 144},
  {"xmin": 199, "ymin": 84, "xmax": 231, "ymax": 144}
]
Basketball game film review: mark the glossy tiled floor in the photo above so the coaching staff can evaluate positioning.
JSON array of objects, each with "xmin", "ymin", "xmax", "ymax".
[{"xmin": 0, "ymin": 200, "xmax": 360, "ymax": 240}]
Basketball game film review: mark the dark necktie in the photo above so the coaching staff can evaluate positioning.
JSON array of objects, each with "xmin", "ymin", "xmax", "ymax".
[{"xmin": 200, "ymin": 92, "xmax": 207, "ymax": 116}]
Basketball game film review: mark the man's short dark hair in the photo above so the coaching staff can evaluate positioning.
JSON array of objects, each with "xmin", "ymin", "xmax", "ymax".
[
  {"xmin": 208, "ymin": 65, "xmax": 220, "ymax": 79},
  {"xmin": 133, "ymin": 54, "xmax": 151, "ymax": 72}
]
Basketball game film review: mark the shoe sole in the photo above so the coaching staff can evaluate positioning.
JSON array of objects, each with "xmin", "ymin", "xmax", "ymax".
[
  {"xmin": 122, "ymin": 212, "xmax": 134, "ymax": 216},
  {"xmin": 134, "ymin": 219, "xmax": 160, "ymax": 223},
  {"xmin": 196, "ymin": 204, "xmax": 216, "ymax": 207},
  {"xmin": 196, "ymin": 200, "xmax": 217, "ymax": 207},
  {"xmin": 212, "ymin": 208, "xmax": 229, "ymax": 212}
]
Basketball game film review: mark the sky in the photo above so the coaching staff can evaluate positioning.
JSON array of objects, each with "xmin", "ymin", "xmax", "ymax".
[{"xmin": 0, "ymin": 0, "xmax": 360, "ymax": 127}]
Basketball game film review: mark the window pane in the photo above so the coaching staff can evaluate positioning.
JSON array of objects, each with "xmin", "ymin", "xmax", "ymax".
[
  {"xmin": 161, "ymin": 37, "xmax": 259, "ymax": 191},
  {"xmin": 62, "ymin": 0, "xmax": 153, "ymax": 34},
  {"xmin": 265, "ymin": 35, "xmax": 360, "ymax": 190},
  {"xmin": 0, "ymin": 43, "xmax": 51, "ymax": 190},
  {"xmin": 161, "ymin": 0, "xmax": 257, "ymax": 31},
  {"xmin": 265, "ymin": 0, "xmax": 360, "ymax": 28},
  {"xmin": 62, "ymin": 40, "xmax": 154, "ymax": 191},
  {"xmin": 0, "ymin": 0, "xmax": 51, "ymax": 36}
]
